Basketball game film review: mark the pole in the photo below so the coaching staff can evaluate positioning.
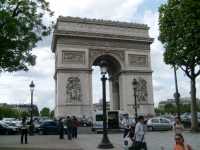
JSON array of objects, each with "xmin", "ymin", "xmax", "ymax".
[
  {"xmin": 98, "ymin": 75, "xmax": 114, "ymax": 149},
  {"xmin": 30, "ymin": 90, "xmax": 33, "ymax": 135},
  {"xmin": 173, "ymin": 65, "xmax": 181, "ymax": 120},
  {"xmin": 134, "ymin": 87, "xmax": 138, "ymax": 119}
]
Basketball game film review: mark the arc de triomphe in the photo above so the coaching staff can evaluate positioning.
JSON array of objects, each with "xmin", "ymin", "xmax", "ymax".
[{"xmin": 52, "ymin": 16, "xmax": 155, "ymax": 118}]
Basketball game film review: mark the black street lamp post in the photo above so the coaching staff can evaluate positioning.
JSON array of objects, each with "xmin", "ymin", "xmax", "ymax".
[
  {"xmin": 98, "ymin": 60, "xmax": 114, "ymax": 149},
  {"xmin": 29, "ymin": 81, "xmax": 35, "ymax": 135},
  {"xmin": 173, "ymin": 65, "xmax": 181, "ymax": 119},
  {"xmin": 132, "ymin": 79, "xmax": 138, "ymax": 120}
]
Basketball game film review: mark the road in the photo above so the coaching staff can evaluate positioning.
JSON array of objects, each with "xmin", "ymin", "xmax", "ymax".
[{"xmin": 0, "ymin": 128, "xmax": 199, "ymax": 150}]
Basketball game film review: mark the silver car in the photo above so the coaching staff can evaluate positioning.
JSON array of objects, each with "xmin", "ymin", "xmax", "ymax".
[{"xmin": 147, "ymin": 117, "xmax": 172, "ymax": 131}]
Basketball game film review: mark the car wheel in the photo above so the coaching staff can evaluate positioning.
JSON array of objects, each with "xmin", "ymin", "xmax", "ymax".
[
  {"xmin": 5, "ymin": 130, "xmax": 9, "ymax": 135},
  {"xmin": 148, "ymin": 126, "xmax": 153, "ymax": 131}
]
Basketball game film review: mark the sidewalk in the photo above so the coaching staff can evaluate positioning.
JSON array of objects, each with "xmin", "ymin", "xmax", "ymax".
[
  {"xmin": 0, "ymin": 134, "xmax": 123, "ymax": 150},
  {"xmin": 0, "ymin": 131, "xmax": 199, "ymax": 150},
  {"xmin": 0, "ymin": 135, "xmax": 83, "ymax": 150}
]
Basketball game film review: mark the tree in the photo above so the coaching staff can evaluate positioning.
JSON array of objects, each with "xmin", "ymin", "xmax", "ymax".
[
  {"xmin": 164, "ymin": 103, "xmax": 176, "ymax": 114},
  {"xmin": 159, "ymin": 0, "xmax": 200, "ymax": 131},
  {"xmin": 0, "ymin": 0, "xmax": 53, "ymax": 72},
  {"xmin": 50, "ymin": 110, "xmax": 54, "ymax": 119},
  {"xmin": 0, "ymin": 106, "xmax": 21, "ymax": 119},
  {"xmin": 40, "ymin": 107, "xmax": 50, "ymax": 117}
]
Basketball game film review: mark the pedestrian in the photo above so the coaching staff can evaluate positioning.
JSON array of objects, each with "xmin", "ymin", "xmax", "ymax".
[
  {"xmin": 59, "ymin": 118, "xmax": 64, "ymax": 139},
  {"xmin": 122, "ymin": 116, "xmax": 130, "ymax": 138},
  {"xmin": 20, "ymin": 117, "xmax": 28, "ymax": 144},
  {"xmin": 134, "ymin": 115, "xmax": 147, "ymax": 150},
  {"xmin": 72, "ymin": 116, "xmax": 80, "ymax": 139},
  {"xmin": 174, "ymin": 117, "xmax": 184, "ymax": 135},
  {"xmin": 174, "ymin": 133, "xmax": 192, "ymax": 150},
  {"xmin": 65, "ymin": 116, "xmax": 73, "ymax": 140}
]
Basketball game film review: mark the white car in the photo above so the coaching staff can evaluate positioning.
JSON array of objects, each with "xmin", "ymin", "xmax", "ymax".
[{"xmin": 147, "ymin": 117, "xmax": 173, "ymax": 131}]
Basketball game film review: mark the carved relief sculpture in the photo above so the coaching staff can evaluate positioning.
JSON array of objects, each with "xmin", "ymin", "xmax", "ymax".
[
  {"xmin": 135, "ymin": 78, "xmax": 148, "ymax": 102},
  {"xmin": 62, "ymin": 51, "xmax": 85, "ymax": 64},
  {"xmin": 128, "ymin": 54, "xmax": 148, "ymax": 67},
  {"xmin": 66, "ymin": 77, "xmax": 81, "ymax": 103}
]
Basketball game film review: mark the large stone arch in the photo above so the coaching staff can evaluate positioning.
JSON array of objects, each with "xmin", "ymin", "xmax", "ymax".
[{"xmin": 52, "ymin": 16, "xmax": 155, "ymax": 118}]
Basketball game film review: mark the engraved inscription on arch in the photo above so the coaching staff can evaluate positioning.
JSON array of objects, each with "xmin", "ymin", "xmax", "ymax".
[
  {"xmin": 62, "ymin": 51, "xmax": 85, "ymax": 64},
  {"xmin": 128, "ymin": 54, "xmax": 148, "ymax": 67}
]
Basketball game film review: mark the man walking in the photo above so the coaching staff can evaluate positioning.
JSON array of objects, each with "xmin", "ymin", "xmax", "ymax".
[
  {"xmin": 20, "ymin": 117, "xmax": 28, "ymax": 144},
  {"xmin": 59, "ymin": 118, "xmax": 64, "ymax": 139},
  {"xmin": 65, "ymin": 116, "xmax": 73, "ymax": 140},
  {"xmin": 134, "ymin": 115, "xmax": 147, "ymax": 150}
]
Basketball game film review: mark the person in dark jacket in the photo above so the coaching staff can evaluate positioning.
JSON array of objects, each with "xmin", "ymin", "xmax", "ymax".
[
  {"xmin": 21, "ymin": 117, "xmax": 28, "ymax": 144},
  {"xmin": 59, "ymin": 118, "xmax": 64, "ymax": 139},
  {"xmin": 65, "ymin": 116, "xmax": 73, "ymax": 140},
  {"xmin": 72, "ymin": 116, "xmax": 80, "ymax": 139}
]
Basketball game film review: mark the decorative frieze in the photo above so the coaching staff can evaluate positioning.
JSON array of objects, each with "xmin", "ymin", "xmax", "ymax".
[
  {"xmin": 128, "ymin": 54, "xmax": 148, "ymax": 67},
  {"xmin": 58, "ymin": 37, "xmax": 151, "ymax": 51},
  {"xmin": 66, "ymin": 77, "xmax": 81, "ymax": 103},
  {"xmin": 62, "ymin": 51, "xmax": 85, "ymax": 64}
]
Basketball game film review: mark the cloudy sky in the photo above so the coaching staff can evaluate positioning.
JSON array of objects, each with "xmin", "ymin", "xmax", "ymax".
[{"xmin": 0, "ymin": 0, "xmax": 199, "ymax": 110}]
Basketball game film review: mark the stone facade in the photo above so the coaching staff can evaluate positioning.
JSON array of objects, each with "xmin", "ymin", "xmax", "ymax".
[{"xmin": 52, "ymin": 16, "xmax": 155, "ymax": 118}]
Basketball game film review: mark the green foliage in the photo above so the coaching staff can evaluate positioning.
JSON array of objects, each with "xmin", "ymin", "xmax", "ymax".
[
  {"xmin": 159, "ymin": 0, "xmax": 200, "ymax": 78},
  {"xmin": 50, "ymin": 110, "xmax": 54, "ymax": 118},
  {"xmin": 0, "ymin": 0, "xmax": 54, "ymax": 72},
  {"xmin": 155, "ymin": 108, "xmax": 164, "ymax": 115},
  {"xmin": 0, "ymin": 106, "xmax": 21, "ymax": 119},
  {"xmin": 40, "ymin": 107, "xmax": 50, "ymax": 117},
  {"xmin": 164, "ymin": 103, "xmax": 176, "ymax": 114}
]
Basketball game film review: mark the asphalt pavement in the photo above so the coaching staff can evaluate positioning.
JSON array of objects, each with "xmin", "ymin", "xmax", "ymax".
[{"xmin": 0, "ymin": 129, "xmax": 200, "ymax": 150}]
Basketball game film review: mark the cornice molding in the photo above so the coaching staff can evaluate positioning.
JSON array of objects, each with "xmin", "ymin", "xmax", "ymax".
[
  {"xmin": 55, "ymin": 68, "xmax": 92, "ymax": 73},
  {"xmin": 119, "ymin": 70, "xmax": 153, "ymax": 74},
  {"xmin": 57, "ymin": 16, "xmax": 149, "ymax": 30}
]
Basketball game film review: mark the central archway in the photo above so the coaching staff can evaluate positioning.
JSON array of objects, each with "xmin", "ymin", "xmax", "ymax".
[{"xmin": 92, "ymin": 54, "xmax": 122, "ymax": 111}]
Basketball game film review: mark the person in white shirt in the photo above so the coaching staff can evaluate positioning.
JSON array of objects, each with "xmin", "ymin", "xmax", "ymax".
[
  {"xmin": 174, "ymin": 117, "xmax": 184, "ymax": 135},
  {"xmin": 122, "ymin": 117, "xmax": 130, "ymax": 138},
  {"xmin": 134, "ymin": 116, "xmax": 147, "ymax": 150}
]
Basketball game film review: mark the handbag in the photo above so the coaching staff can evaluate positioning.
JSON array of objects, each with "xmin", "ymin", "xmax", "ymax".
[{"xmin": 124, "ymin": 135, "xmax": 132, "ymax": 148}]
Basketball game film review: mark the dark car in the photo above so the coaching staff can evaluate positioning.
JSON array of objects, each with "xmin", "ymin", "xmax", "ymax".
[
  {"xmin": 0, "ymin": 122, "xmax": 18, "ymax": 135},
  {"xmin": 38, "ymin": 120, "xmax": 67, "ymax": 135}
]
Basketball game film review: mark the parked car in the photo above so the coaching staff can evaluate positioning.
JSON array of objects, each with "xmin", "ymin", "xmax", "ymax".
[
  {"xmin": 38, "ymin": 120, "xmax": 67, "ymax": 135},
  {"xmin": 0, "ymin": 121, "xmax": 18, "ymax": 135},
  {"xmin": 147, "ymin": 117, "xmax": 172, "ymax": 131}
]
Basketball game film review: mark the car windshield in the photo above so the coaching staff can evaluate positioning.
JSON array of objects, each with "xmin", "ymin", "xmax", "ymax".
[{"xmin": 0, "ymin": 122, "xmax": 8, "ymax": 128}]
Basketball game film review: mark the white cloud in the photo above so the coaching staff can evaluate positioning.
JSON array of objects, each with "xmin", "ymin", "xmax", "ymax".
[
  {"xmin": 0, "ymin": 47, "xmax": 55, "ymax": 110},
  {"xmin": 48, "ymin": 0, "xmax": 144, "ymax": 21}
]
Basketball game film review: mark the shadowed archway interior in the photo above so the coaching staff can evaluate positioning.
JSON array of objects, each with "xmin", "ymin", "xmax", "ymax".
[{"xmin": 92, "ymin": 54, "xmax": 122, "ymax": 110}]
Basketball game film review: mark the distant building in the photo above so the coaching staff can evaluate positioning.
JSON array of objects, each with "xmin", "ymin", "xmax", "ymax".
[
  {"xmin": 93, "ymin": 100, "xmax": 110, "ymax": 111},
  {"xmin": 0, "ymin": 103, "xmax": 39, "ymax": 115},
  {"xmin": 158, "ymin": 97, "xmax": 200, "ymax": 109}
]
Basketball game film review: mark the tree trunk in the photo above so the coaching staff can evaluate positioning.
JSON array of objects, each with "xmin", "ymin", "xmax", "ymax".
[{"xmin": 190, "ymin": 77, "xmax": 199, "ymax": 132}]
